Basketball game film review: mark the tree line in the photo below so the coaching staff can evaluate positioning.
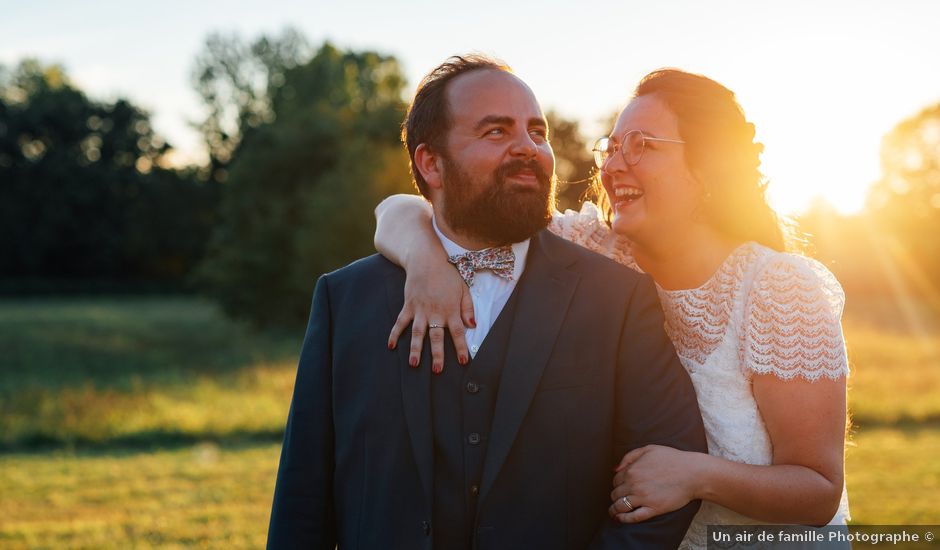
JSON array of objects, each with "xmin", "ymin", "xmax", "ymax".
[{"xmin": 2, "ymin": 29, "xmax": 937, "ymax": 325}]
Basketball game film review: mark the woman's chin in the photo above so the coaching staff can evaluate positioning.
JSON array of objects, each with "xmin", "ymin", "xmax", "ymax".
[{"xmin": 610, "ymin": 207, "xmax": 643, "ymax": 239}]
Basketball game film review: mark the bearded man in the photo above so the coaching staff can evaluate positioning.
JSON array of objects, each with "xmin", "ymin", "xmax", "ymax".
[{"xmin": 266, "ymin": 55, "xmax": 706, "ymax": 550}]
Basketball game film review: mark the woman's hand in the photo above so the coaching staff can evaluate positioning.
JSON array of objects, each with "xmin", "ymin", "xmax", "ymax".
[
  {"xmin": 608, "ymin": 445, "xmax": 703, "ymax": 523},
  {"xmin": 375, "ymin": 194, "xmax": 477, "ymax": 373},
  {"xmin": 388, "ymin": 254, "xmax": 476, "ymax": 374}
]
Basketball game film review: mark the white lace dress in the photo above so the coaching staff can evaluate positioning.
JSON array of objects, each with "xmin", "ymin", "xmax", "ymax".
[{"xmin": 549, "ymin": 204, "xmax": 850, "ymax": 550}]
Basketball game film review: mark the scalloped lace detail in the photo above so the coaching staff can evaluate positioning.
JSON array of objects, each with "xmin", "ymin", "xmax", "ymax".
[
  {"xmin": 659, "ymin": 244, "xmax": 761, "ymax": 365},
  {"xmin": 658, "ymin": 243, "xmax": 849, "ymax": 382},
  {"xmin": 548, "ymin": 202, "xmax": 636, "ymax": 269},
  {"xmin": 741, "ymin": 254, "xmax": 849, "ymax": 381}
]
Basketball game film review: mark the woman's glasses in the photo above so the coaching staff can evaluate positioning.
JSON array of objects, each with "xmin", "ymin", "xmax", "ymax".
[{"xmin": 592, "ymin": 130, "xmax": 685, "ymax": 169}]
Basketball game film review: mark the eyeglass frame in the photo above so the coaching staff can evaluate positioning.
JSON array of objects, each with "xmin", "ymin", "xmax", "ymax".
[{"xmin": 592, "ymin": 130, "xmax": 686, "ymax": 169}]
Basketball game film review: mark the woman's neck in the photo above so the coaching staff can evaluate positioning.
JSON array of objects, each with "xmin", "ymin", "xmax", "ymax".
[{"xmin": 632, "ymin": 227, "xmax": 742, "ymax": 291}]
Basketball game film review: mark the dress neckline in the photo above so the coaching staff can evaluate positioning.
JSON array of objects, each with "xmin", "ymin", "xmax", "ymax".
[
  {"xmin": 656, "ymin": 242, "xmax": 758, "ymax": 296},
  {"xmin": 654, "ymin": 241, "xmax": 764, "ymax": 366}
]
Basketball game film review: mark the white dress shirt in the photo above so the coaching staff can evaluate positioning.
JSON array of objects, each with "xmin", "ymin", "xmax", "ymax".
[{"xmin": 432, "ymin": 217, "xmax": 529, "ymax": 358}]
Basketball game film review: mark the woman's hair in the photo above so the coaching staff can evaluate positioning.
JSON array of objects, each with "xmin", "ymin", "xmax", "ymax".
[{"xmin": 592, "ymin": 68, "xmax": 801, "ymax": 252}]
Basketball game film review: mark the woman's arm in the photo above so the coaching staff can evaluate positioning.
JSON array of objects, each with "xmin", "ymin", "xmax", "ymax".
[
  {"xmin": 374, "ymin": 194, "xmax": 437, "ymax": 269},
  {"xmin": 610, "ymin": 374, "xmax": 845, "ymax": 525},
  {"xmin": 610, "ymin": 255, "xmax": 848, "ymax": 525},
  {"xmin": 374, "ymin": 194, "xmax": 474, "ymax": 372}
]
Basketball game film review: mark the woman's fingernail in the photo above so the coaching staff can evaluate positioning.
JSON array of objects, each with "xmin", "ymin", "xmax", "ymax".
[
  {"xmin": 432, "ymin": 364, "xmax": 442, "ymax": 374},
  {"xmin": 458, "ymin": 354, "xmax": 467, "ymax": 365},
  {"xmin": 409, "ymin": 357, "xmax": 418, "ymax": 368},
  {"xmin": 469, "ymin": 317, "xmax": 476, "ymax": 327},
  {"xmin": 388, "ymin": 342, "xmax": 395, "ymax": 350}
]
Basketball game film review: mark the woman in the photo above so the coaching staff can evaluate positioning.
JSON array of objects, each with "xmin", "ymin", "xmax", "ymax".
[{"xmin": 374, "ymin": 69, "xmax": 849, "ymax": 548}]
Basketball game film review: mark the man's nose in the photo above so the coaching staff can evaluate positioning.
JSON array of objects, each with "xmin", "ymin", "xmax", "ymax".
[{"xmin": 509, "ymin": 132, "xmax": 538, "ymax": 158}]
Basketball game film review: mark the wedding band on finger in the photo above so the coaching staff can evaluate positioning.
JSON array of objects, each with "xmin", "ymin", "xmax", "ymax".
[
  {"xmin": 428, "ymin": 323, "xmax": 445, "ymax": 329},
  {"xmin": 620, "ymin": 496, "xmax": 635, "ymax": 512}
]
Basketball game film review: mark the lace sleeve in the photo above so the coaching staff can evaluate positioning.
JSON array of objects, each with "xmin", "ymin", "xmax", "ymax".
[
  {"xmin": 548, "ymin": 202, "xmax": 637, "ymax": 268},
  {"xmin": 741, "ymin": 253, "xmax": 849, "ymax": 381}
]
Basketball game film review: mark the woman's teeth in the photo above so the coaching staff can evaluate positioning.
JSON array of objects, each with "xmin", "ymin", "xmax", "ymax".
[{"xmin": 614, "ymin": 187, "xmax": 644, "ymax": 201}]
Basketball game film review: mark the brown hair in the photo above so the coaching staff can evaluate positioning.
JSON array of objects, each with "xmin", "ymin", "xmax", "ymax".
[
  {"xmin": 594, "ymin": 68, "xmax": 800, "ymax": 252},
  {"xmin": 401, "ymin": 54, "xmax": 512, "ymax": 198}
]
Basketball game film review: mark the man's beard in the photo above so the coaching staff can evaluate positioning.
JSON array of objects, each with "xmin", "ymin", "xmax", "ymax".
[{"xmin": 440, "ymin": 156, "xmax": 555, "ymax": 245}]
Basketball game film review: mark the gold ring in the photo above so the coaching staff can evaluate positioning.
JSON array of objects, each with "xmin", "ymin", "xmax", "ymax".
[{"xmin": 428, "ymin": 323, "xmax": 444, "ymax": 329}]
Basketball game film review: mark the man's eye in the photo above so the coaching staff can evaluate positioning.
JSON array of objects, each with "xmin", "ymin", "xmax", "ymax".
[
  {"xmin": 530, "ymin": 129, "xmax": 548, "ymax": 140},
  {"xmin": 485, "ymin": 128, "xmax": 505, "ymax": 136}
]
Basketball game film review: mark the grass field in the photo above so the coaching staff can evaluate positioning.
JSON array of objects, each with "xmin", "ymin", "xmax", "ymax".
[
  {"xmin": 0, "ymin": 296, "xmax": 937, "ymax": 548},
  {"xmin": 0, "ymin": 297, "xmax": 298, "ymax": 450}
]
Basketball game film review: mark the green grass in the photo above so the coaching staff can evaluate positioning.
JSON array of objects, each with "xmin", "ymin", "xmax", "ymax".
[
  {"xmin": 843, "ymin": 321, "xmax": 940, "ymax": 427},
  {"xmin": 0, "ymin": 428, "xmax": 934, "ymax": 549},
  {"xmin": 845, "ymin": 427, "xmax": 940, "ymax": 524},
  {"xmin": 0, "ymin": 296, "xmax": 937, "ymax": 547},
  {"xmin": 0, "ymin": 297, "xmax": 299, "ymax": 449},
  {"xmin": 0, "ymin": 443, "xmax": 280, "ymax": 549}
]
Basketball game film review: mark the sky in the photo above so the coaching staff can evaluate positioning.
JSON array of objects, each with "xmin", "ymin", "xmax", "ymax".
[{"xmin": 3, "ymin": 0, "xmax": 939, "ymax": 214}]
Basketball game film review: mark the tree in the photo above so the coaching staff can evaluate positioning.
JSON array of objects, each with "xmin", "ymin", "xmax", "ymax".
[
  {"xmin": 196, "ymin": 43, "xmax": 414, "ymax": 326},
  {"xmin": 0, "ymin": 59, "xmax": 217, "ymax": 290},
  {"xmin": 191, "ymin": 28, "xmax": 310, "ymax": 183},
  {"xmin": 866, "ymin": 102, "xmax": 940, "ymax": 290},
  {"xmin": 546, "ymin": 110, "xmax": 596, "ymax": 212},
  {"xmin": 868, "ymin": 102, "xmax": 940, "ymax": 219}
]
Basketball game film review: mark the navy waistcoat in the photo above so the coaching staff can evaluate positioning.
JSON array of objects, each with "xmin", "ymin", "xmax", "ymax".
[{"xmin": 431, "ymin": 286, "xmax": 521, "ymax": 549}]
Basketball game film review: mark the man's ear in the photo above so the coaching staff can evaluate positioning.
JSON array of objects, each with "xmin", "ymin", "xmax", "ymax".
[{"xmin": 414, "ymin": 143, "xmax": 444, "ymax": 190}]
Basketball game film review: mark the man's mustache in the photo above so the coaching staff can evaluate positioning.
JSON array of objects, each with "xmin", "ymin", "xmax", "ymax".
[{"xmin": 495, "ymin": 159, "xmax": 551, "ymax": 188}]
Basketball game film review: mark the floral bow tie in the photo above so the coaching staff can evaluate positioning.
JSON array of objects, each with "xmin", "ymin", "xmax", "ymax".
[{"xmin": 447, "ymin": 246, "xmax": 515, "ymax": 287}]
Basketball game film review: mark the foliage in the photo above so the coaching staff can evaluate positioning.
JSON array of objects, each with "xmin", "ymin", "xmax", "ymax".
[
  {"xmin": 546, "ymin": 110, "xmax": 596, "ymax": 212},
  {"xmin": 191, "ymin": 28, "xmax": 310, "ymax": 182},
  {"xmin": 0, "ymin": 60, "xmax": 218, "ymax": 291},
  {"xmin": 869, "ymin": 102, "xmax": 940, "ymax": 221},
  {"xmin": 865, "ymin": 102, "xmax": 940, "ymax": 290},
  {"xmin": 196, "ymin": 43, "xmax": 413, "ymax": 326}
]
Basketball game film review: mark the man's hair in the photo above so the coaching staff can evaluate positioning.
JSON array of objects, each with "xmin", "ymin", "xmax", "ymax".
[{"xmin": 401, "ymin": 54, "xmax": 512, "ymax": 198}]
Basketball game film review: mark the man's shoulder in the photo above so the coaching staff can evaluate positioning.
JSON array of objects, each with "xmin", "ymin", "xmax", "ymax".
[
  {"xmin": 320, "ymin": 253, "xmax": 404, "ymax": 289},
  {"xmin": 538, "ymin": 229, "xmax": 646, "ymax": 285}
]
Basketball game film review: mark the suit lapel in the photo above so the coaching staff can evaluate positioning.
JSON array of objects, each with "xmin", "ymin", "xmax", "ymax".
[
  {"xmin": 386, "ymin": 274, "xmax": 433, "ymax": 507},
  {"xmin": 478, "ymin": 230, "xmax": 581, "ymax": 503}
]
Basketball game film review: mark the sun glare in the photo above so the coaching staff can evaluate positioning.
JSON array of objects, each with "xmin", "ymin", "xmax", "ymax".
[{"xmin": 745, "ymin": 87, "xmax": 885, "ymax": 217}]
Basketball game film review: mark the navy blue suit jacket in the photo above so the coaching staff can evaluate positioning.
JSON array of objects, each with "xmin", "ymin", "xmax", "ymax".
[{"xmin": 267, "ymin": 229, "xmax": 707, "ymax": 549}]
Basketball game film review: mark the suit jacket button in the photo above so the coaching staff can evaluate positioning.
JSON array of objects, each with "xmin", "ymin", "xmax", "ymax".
[
  {"xmin": 468, "ymin": 432, "xmax": 481, "ymax": 445},
  {"xmin": 422, "ymin": 520, "xmax": 431, "ymax": 536},
  {"xmin": 466, "ymin": 381, "xmax": 480, "ymax": 394},
  {"xmin": 470, "ymin": 484, "xmax": 480, "ymax": 496}
]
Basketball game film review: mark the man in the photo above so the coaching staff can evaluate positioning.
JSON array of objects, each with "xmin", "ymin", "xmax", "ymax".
[{"xmin": 267, "ymin": 55, "xmax": 707, "ymax": 549}]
